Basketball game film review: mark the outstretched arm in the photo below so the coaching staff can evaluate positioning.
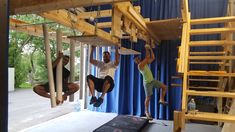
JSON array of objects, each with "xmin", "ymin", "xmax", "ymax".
[
  {"xmin": 138, "ymin": 45, "xmax": 150, "ymax": 70},
  {"xmin": 90, "ymin": 45, "xmax": 99, "ymax": 66},
  {"xmin": 52, "ymin": 52, "xmax": 63, "ymax": 68},
  {"xmin": 114, "ymin": 46, "xmax": 120, "ymax": 66},
  {"xmin": 147, "ymin": 47, "xmax": 155, "ymax": 64}
]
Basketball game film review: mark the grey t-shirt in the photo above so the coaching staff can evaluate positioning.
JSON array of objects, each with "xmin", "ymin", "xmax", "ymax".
[{"xmin": 96, "ymin": 61, "xmax": 118, "ymax": 79}]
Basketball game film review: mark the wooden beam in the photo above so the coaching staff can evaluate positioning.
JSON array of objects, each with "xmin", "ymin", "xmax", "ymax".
[
  {"xmin": 97, "ymin": 22, "xmax": 112, "ymax": 28},
  {"xmin": 191, "ymin": 16, "xmax": 235, "ymax": 25},
  {"xmin": 10, "ymin": 0, "xmax": 130, "ymax": 15},
  {"xmin": 185, "ymin": 112, "xmax": 235, "ymax": 123},
  {"xmin": 187, "ymin": 90, "xmax": 235, "ymax": 98},
  {"xmin": 189, "ymin": 40, "xmax": 235, "ymax": 46},
  {"xmin": 111, "ymin": 7, "xmax": 122, "ymax": 38},
  {"xmin": 174, "ymin": 111, "xmax": 182, "ymax": 132},
  {"xmin": 189, "ymin": 56, "xmax": 235, "ymax": 60},
  {"xmin": 189, "ymin": 62, "xmax": 225, "ymax": 65},
  {"xmin": 188, "ymin": 70, "xmax": 235, "ymax": 77},
  {"xmin": 190, "ymin": 28, "xmax": 235, "ymax": 35},
  {"xmin": 189, "ymin": 86, "xmax": 219, "ymax": 90},
  {"xmin": 77, "ymin": 6, "xmax": 140, "ymax": 19},
  {"xmin": 10, "ymin": 18, "xmax": 71, "ymax": 43},
  {"xmin": 189, "ymin": 79, "xmax": 220, "ymax": 82},
  {"xmin": 190, "ymin": 51, "xmax": 226, "ymax": 55},
  {"xmin": 40, "ymin": 10, "xmax": 119, "ymax": 46}
]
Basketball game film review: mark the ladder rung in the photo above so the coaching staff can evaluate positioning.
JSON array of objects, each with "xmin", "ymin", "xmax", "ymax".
[
  {"xmin": 189, "ymin": 62, "xmax": 224, "ymax": 65},
  {"xmin": 186, "ymin": 112, "xmax": 235, "ymax": 123},
  {"xmin": 189, "ymin": 56, "xmax": 235, "ymax": 60},
  {"xmin": 190, "ymin": 28, "xmax": 235, "ymax": 35},
  {"xmin": 190, "ymin": 52, "xmax": 226, "ymax": 55},
  {"xmin": 186, "ymin": 90, "xmax": 235, "ymax": 98},
  {"xmin": 189, "ymin": 40, "xmax": 235, "ymax": 46},
  {"xmin": 191, "ymin": 16, "xmax": 235, "ymax": 25},
  {"xmin": 189, "ymin": 86, "xmax": 219, "ymax": 90},
  {"xmin": 189, "ymin": 79, "xmax": 220, "ymax": 82}
]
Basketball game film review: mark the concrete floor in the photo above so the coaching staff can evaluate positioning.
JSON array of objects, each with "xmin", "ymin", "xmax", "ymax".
[{"xmin": 8, "ymin": 89, "xmax": 80, "ymax": 132}]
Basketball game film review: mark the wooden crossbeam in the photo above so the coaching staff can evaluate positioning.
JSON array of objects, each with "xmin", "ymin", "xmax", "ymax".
[
  {"xmin": 189, "ymin": 40, "xmax": 235, "ymax": 46},
  {"xmin": 189, "ymin": 86, "xmax": 219, "ymax": 90},
  {"xmin": 189, "ymin": 62, "xmax": 224, "ymax": 65},
  {"xmin": 10, "ymin": 18, "xmax": 70, "ymax": 43},
  {"xmin": 190, "ymin": 28, "xmax": 235, "ymax": 35},
  {"xmin": 40, "ymin": 10, "xmax": 119, "ymax": 46},
  {"xmin": 188, "ymin": 70, "xmax": 235, "ymax": 77},
  {"xmin": 191, "ymin": 16, "xmax": 235, "ymax": 25},
  {"xmin": 190, "ymin": 52, "xmax": 226, "ymax": 55},
  {"xmin": 114, "ymin": 2, "xmax": 160, "ymax": 42},
  {"xmin": 76, "ymin": 6, "xmax": 140, "ymax": 19},
  {"xmin": 186, "ymin": 90, "xmax": 235, "ymax": 98},
  {"xmin": 10, "ymin": 0, "xmax": 130, "ymax": 15},
  {"xmin": 185, "ymin": 112, "xmax": 235, "ymax": 123},
  {"xmin": 189, "ymin": 79, "xmax": 220, "ymax": 82},
  {"xmin": 189, "ymin": 56, "xmax": 235, "ymax": 60}
]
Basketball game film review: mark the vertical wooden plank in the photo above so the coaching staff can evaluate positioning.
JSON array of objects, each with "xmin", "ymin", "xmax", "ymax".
[
  {"xmin": 174, "ymin": 111, "xmax": 182, "ymax": 132},
  {"xmin": 69, "ymin": 39, "xmax": 76, "ymax": 101},
  {"xmin": 0, "ymin": 0, "xmax": 9, "ymax": 131},
  {"xmin": 111, "ymin": 7, "xmax": 122, "ymax": 38},
  {"xmin": 56, "ymin": 29, "xmax": 63, "ymax": 103},
  {"xmin": 43, "ymin": 24, "xmax": 56, "ymax": 107}
]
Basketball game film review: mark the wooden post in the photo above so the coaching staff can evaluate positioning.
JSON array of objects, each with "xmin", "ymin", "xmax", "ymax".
[
  {"xmin": 56, "ymin": 29, "xmax": 63, "ymax": 103},
  {"xmin": 69, "ymin": 39, "xmax": 75, "ymax": 101},
  {"xmin": 174, "ymin": 111, "xmax": 182, "ymax": 132},
  {"xmin": 79, "ymin": 44, "xmax": 84, "ymax": 100},
  {"xmin": 42, "ymin": 24, "xmax": 56, "ymax": 107},
  {"xmin": 0, "ymin": 0, "xmax": 9, "ymax": 131}
]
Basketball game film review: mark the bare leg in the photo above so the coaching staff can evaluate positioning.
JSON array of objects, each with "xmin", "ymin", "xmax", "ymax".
[
  {"xmin": 33, "ymin": 85, "xmax": 50, "ymax": 98},
  {"xmin": 87, "ymin": 78, "xmax": 95, "ymax": 96},
  {"xmin": 100, "ymin": 80, "xmax": 111, "ymax": 99},
  {"xmin": 145, "ymin": 96, "xmax": 152, "ymax": 120},
  {"xmin": 63, "ymin": 83, "xmax": 79, "ymax": 100},
  {"xmin": 159, "ymin": 84, "xmax": 167, "ymax": 102}
]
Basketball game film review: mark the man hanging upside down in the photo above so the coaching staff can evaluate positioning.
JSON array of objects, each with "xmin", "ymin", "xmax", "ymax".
[
  {"xmin": 87, "ymin": 45, "xmax": 120, "ymax": 107},
  {"xmin": 134, "ymin": 45, "xmax": 167, "ymax": 120},
  {"xmin": 33, "ymin": 52, "xmax": 79, "ymax": 104}
]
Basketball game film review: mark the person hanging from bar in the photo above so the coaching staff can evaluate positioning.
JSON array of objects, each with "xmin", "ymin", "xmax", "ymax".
[
  {"xmin": 134, "ymin": 44, "xmax": 167, "ymax": 120},
  {"xmin": 33, "ymin": 52, "xmax": 79, "ymax": 104},
  {"xmin": 87, "ymin": 45, "xmax": 120, "ymax": 107}
]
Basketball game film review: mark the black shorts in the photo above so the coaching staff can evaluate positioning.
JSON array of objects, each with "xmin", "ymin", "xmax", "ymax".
[
  {"xmin": 86, "ymin": 74, "xmax": 114, "ymax": 93},
  {"xmin": 40, "ymin": 82, "xmax": 69, "ymax": 93}
]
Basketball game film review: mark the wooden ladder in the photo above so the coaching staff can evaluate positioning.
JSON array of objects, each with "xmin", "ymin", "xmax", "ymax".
[{"xmin": 174, "ymin": 0, "xmax": 235, "ymax": 131}]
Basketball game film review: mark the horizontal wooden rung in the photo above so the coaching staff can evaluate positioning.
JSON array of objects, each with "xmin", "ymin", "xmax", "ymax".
[
  {"xmin": 185, "ymin": 112, "xmax": 235, "ymax": 123},
  {"xmin": 186, "ymin": 90, "xmax": 235, "ymax": 98},
  {"xmin": 189, "ymin": 62, "xmax": 224, "ymax": 65},
  {"xmin": 190, "ymin": 28, "xmax": 235, "ymax": 35},
  {"xmin": 189, "ymin": 56, "xmax": 235, "ymax": 60},
  {"xmin": 189, "ymin": 86, "xmax": 219, "ymax": 90},
  {"xmin": 189, "ymin": 40, "xmax": 235, "ymax": 46},
  {"xmin": 189, "ymin": 79, "xmax": 219, "ymax": 82},
  {"xmin": 188, "ymin": 70, "xmax": 235, "ymax": 77},
  {"xmin": 191, "ymin": 16, "xmax": 235, "ymax": 25},
  {"xmin": 190, "ymin": 52, "xmax": 226, "ymax": 55}
]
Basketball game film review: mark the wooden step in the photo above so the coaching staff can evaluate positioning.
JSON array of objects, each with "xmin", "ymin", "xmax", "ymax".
[
  {"xmin": 189, "ymin": 79, "xmax": 219, "ymax": 82},
  {"xmin": 189, "ymin": 40, "xmax": 235, "ymax": 46},
  {"xmin": 189, "ymin": 62, "xmax": 224, "ymax": 65},
  {"xmin": 190, "ymin": 52, "xmax": 226, "ymax": 55},
  {"xmin": 190, "ymin": 28, "xmax": 235, "ymax": 35},
  {"xmin": 189, "ymin": 86, "xmax": 219, "ymax": 90},
  {"xmin": 191, "ymin": 16, "xmax": 235, "ymax": 25},
  {"xmin": 189, "ymin": 56, "xmax": 235, "ymax": 60},
  {"xmin": 185, "ymin": 112, "xmax": 235, "ymax": 123},
  {"xmin": 186, "ymin": 90, "xmax": 235, "ymax": 98},
  {"xmin": 188, "ymin": 70, "xmax": 235, "ymax": 77}
]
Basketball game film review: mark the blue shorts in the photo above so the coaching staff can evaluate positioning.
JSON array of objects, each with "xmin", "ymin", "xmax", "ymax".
[{"xmin": 144, "ymin": 80, "xmax": 163, "ymax": 96}]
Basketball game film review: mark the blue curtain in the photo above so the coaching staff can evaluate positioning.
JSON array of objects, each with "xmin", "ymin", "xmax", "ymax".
[{"xmin": 88, "ymin": 0, "xmax": 227, "ymax": 120}]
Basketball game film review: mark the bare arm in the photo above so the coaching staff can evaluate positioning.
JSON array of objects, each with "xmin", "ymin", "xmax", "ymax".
[
  {"xmin": 114, "ymin": 46, "xmax": 120, "ymax": 66},
  {"xmin": 138, "ymin": 46, "xmax": 150, "ymax": 70},
  {"xmin": 147, "ymin": 47, "xmax": 155, "ymax": 64},
  {"xmin": 52, "ymin": 52, "xmax": 63, "ymax": 68},
  {"xmin": 89, "ymin": 45, "xmax": 99, "ymax": 66}
]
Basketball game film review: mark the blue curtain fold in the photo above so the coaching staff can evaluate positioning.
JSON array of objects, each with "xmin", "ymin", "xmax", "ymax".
[{"xmin": 88, "ymin": 0, "xmax": 227, "ymax": 120}]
